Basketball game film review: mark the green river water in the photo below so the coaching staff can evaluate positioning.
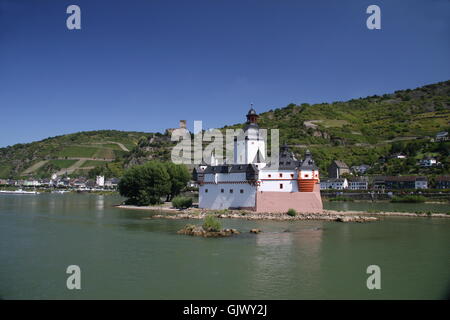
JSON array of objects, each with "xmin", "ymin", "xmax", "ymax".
[{"xmin": 0, "ymin": 193, "xmax": 448, "ymax": 299}]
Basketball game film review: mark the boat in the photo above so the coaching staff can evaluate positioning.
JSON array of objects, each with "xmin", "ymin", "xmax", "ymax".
[{"xmin": 0, "ymin": 189, "xmax": 40, "ymax": 195}]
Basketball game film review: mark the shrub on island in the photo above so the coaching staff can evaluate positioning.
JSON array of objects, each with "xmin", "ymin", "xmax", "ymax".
[
  {"xmin": 172, "ymin": 196, "xmax": 193, "ymax": 209},
  {"xmin": 287, "ymin": 208, "xmax": 297, "ymax": 217},
  {"xmin": 203, "ymin": 215, "xmax": 222, "ymax": 232}
]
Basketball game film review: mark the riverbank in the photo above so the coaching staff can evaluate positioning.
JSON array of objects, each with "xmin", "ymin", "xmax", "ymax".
[{"xmin": 115, "ymin": 203, "xmax": 450, "ymax": 221}]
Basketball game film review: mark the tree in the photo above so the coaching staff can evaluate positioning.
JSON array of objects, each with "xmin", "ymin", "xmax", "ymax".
[
  {"xmin": 118, "ymin": 161, "xmax": 171, "ymax": 206},
  {"xmin": 164, "ymin": 162, "xmax": 191, "ymax": 201}
]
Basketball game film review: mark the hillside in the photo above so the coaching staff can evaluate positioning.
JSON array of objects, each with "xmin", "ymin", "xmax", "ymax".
[
  {"xmin": 0, "ymin": 130, "xmax": 152, "ymax": 179},
  {"xmin": 223, "ymin": 80, "xmax": 450, "ymax": 174},
  {"xmin": 1, "ymin": 80, "xmax": 449, "ymax": 179}
]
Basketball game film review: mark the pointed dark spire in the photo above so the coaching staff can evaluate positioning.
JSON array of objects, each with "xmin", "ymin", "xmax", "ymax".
[{"xmin": 246, "ymin": 105, "xmax": 258, "ymax": 124}]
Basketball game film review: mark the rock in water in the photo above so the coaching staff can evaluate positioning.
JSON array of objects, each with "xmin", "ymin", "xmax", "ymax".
[{"xmin": 177, "ymin": 224, "xmax": 239, "ymax": 237}]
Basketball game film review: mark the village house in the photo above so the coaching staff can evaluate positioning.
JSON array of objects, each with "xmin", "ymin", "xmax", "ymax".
[
  {"xmin": 419, "ymin": 157, "xmax": 437, "ymax": 167},
  {"xmin": 381, "ymin": 176, "xmax": 428, "ymax": 190},
  {"xmin": 350, "ymin": 164, "xmax": 371, "ymax": 175},
  {"xmin": 105, "ymin": 178, "xmax": 120, "ymax": 188},
  {"xmin": 435, "ymin": 131, "xmax": 448, "ymax": 142},
  {"xmin": 435, "ymin": 176, "xmax": 450, "ymax": 189},
  {"xmin": 23, "ymin": 179, "xmax": 40, "ymax": 187},
  {"xmin": 320, "ymin": 178, "xmax": 348, "ymax": 190},
  {"xmin": 391, "ymin": 153, "xmax": 407, "ymax": 159},
  {"xmin": 348, "ymin": 177, "xmax": 369, "ymax": 190},
  {"xmin": 96, "ymin": 175, "xmax": 105, "ymax": 187},
  {"xmin": 328, "ymin": 160, "xmax": 350, "ymax": 179}
]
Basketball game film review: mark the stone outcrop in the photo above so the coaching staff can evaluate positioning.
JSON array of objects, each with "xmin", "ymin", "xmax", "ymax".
[
  {"xmin": 177, "ymin": 224, "xmax": 240, "ymax": 237},
  {"xmin": 151, "ymin": 212, "xmax": 379, "ymax": 222}
]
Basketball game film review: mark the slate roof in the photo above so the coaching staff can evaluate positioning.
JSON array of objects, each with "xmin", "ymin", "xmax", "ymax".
[
  {"xmin": 204, "ymin": 164, "xmax": 258, "ymax": 174},
  {"xmin": 299, "ymin": 150, "xmax": 319, "ymax": 170},
  {"xmin": 332, "ymin": 160, "xmax": 349, "ymax": 169}
]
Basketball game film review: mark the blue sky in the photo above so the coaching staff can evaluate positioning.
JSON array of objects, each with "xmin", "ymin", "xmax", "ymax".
[{"xmin": 0, "ymin": 0, "xmax": 449, "ymax": 147}]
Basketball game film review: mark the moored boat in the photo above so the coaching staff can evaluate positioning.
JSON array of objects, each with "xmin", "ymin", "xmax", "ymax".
[{"xmin": 0, "ymin": 189, "xmax": 40, "ymax": 195}]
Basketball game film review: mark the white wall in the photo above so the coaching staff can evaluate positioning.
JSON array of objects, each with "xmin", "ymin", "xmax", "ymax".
[
  {"xmin": 199, "ymin": 183, "xmax": 256, "ymax": 209},
  {"xmin": 258, "ymin": 170, "xmax": 298, "ymax": 192}
]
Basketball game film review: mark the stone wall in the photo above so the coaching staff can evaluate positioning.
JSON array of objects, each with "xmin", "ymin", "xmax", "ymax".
[{"xmin": 255, "ymin": 183, "xmax": 323, "ymax": 213}]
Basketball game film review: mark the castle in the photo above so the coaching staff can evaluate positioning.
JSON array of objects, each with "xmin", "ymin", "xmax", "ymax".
[{"xmin": 193, "ymin": 108, "xmax": 323, "ymax": 213}]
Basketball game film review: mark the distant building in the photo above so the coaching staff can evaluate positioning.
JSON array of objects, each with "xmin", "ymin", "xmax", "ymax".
[
  {"xmin": 348, "ymin": 177, "xmax": 369, "ymax": 190},
  {"xmin": 166, "ymin": 120, "xmax": 188, "ymax": 135},
  {"xmin": 105, "ymin": 178, "xmax": 120, "ymax": 188},
  {"xmin": 435, "ymin": 131, "xmax": 448, "ymax": 142},
  {"xmin": 96, "ymin": 175, "xmax": 105, "ymax": 187},
  {"xmin": 435, "ymin": 176, "xmax": 450, "ymax": 189},
  {"xmin": 382, "ymin": 176, "xmax": 428, "ymax": 189},
  {"xmin": 0, "ymin": 179, "xmax": 8, "ymax": 185},
  {"xmin": 372, "ymin": 176, "xmax": 386, "ymax": 190},
  {"xmin": 320, "ymin": 178, "xmax": 348, "ymax": 190},
  {"xmin": 391, "ymin": 153, "xmax": 407, "ymax": 159},
  {"xmin": 23, "ymin": 180, "xmax": 40, "ymax": 187},
  {"xmin": 351, "ymin": 164, "xmax": 371, "ymax": 175},
  {"xmin": 419, "ymin": 157, "xmax": 437, "ymax": 167},
  {"xmin": 328, "ymin": 160, "xmax": 350, "ymax": 179}
]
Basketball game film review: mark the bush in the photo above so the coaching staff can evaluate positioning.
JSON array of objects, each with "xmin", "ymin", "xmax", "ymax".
[
  {"xmin": 172, "ymin": 196, "xmax": 193, "ymax": 209},
  {"xmin": 203, "ymin": 215, "xmax": 221, "ymax": 232},
  {"xmin": 390, "ymin": 195, "xmax": 427, "ymax": 203},
  {"xmin": 329, "ymin": 196, "xmax": 354, "ymax": 202},
  {"xmin": 287, "ymin": 208, "xmax": 297, "ymax": 217}
]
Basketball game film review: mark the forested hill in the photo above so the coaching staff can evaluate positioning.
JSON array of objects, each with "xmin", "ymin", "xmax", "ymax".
[
  {"xmin": 0, "ymin": 80, "xmax": 449, "ymax": 179},
  {"xmin": 223, "ymin": 79, "xmax": 450, "ymax": 174}
]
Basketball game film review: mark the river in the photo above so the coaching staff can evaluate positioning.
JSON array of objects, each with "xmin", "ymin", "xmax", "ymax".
[{"xmin": 0, "ymin": 193, "xmax": 448, "ymax": 299}]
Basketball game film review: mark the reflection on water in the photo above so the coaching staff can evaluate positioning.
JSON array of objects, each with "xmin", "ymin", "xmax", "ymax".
[
  {"xmin": 0, "ymin": 194, "xmax": 449, "ymax": 299},
  {"xmin": 250, "ymin": 226, "xmax": 324, "ymax": 298}
]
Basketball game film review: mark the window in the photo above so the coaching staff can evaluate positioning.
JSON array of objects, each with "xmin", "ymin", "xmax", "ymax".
[
  {"xmin": 290, "ymin": 174, "xmax": 294, "ymax": 178},
  {"xmin": 279, "ymin": 184, "xmax": 283, "ymax": 189},
  {"xmin": 205, "ymin": 189, "xmax": 208, "ymax": 193},
  {"xmin": 305, "ymin": 174, "xmax": 309, "ymax": 178},
  {"xmin": 230, "ymin": 189, "xmax": 233, "ymax": 193},
  {"xmin": 286, "ymin": 162, "xmax": 291, "ymax": 165},
  {"xmin": 221, "ymin": 189, "xmax": 224, "ymax": 193},
  {"xmin": 240, "ymin": 189, "xmax": 244, "ymax": 194},
  {"xmin": 268, "ymin": 174, "xmax": 271, "ymax": 178},
  {"xmin": 279, "ymin": 173, "xmax": 283, "ymax": 178}
]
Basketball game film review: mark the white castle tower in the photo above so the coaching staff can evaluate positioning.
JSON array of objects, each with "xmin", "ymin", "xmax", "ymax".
[{"xmin": 234, "ymin": 107, "xmax": 266, "ymax": 166}]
